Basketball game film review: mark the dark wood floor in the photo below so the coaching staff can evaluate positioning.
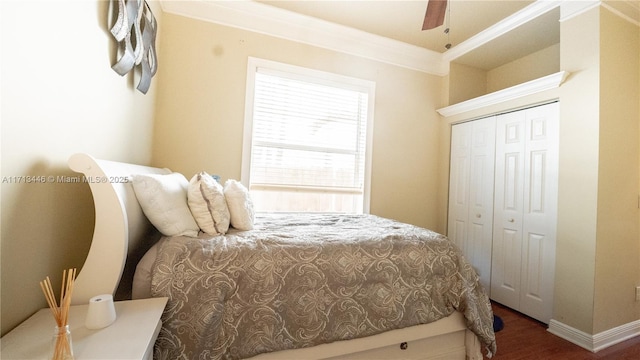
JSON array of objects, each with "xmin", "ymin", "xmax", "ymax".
[{"xmin": 484, "ymin": 302, "xmax": 640, "ymax": 359}]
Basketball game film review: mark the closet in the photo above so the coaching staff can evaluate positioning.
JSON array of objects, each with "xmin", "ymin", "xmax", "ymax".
[{"xmin": 447, "ymin": 102, "xmax": 559, "ymax": 324}]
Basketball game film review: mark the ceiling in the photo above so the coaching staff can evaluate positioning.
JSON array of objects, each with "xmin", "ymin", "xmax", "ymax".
[
  {"xmin": 258, "ymin": 1, "xmax": 533, "ymax": 53},
  {"xmin": 161, "ymin": 1, "xmax": 639, "ymax": 72},
  {"xmin": 256, "ymin": 0, "xmax": 560, "ymax": 69}
]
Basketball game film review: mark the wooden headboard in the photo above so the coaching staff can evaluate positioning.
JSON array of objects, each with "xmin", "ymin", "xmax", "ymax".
[{"xmin": 68, "ymin": 153, "xmax": 170, "ymax": 305}]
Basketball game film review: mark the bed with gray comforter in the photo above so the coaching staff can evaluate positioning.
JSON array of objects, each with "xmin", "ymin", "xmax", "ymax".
[{"xmin": 150, "ymin": 213, "xmax": 497, "ymax": 359}]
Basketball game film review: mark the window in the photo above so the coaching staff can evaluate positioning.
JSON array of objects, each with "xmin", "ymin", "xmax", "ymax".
[{"xmin": 242, "ymin": 58, "xmax": 375, "ymax": 213}]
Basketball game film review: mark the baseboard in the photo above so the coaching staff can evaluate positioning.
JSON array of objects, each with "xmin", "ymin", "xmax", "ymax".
[{"xmin": 548, "ymin": 318, "xmax": 640, "ymax": 352}]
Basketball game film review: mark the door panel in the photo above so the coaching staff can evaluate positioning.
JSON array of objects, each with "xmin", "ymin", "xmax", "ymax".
[
  {"xmin": 448, "ymin": 123, "xmax": 472, "ymax": 253},
  {"xmin": 448, "ymin": 117, "xmax": 495, "ymax": 292},
  {"xmin": 467, "ymin": 118, "xmax": 496, "ymax": 291},
  {"xmin": 491, "ymin": 112, "xmax": 525, "ymax": 309},
  {"xmin": 492, "ymin": 102, "xmax": 558, "ymax": 324},
  {"xmin": 503, "ymin": 152, "xmax": 522, "ymax": 211},
  {"xmin": 520, "ymin": 102, "xmax": 559, "ymax": 324},
  {"xmin": 528, "ymin": 151, "xmax": 546, "ymax": 213},
  {"xmin": 523, "ymin": 232, "xmax": 545, "ymax": 301}
]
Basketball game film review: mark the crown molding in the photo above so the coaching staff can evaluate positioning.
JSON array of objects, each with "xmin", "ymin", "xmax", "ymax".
[
  {"xmin": 559, "ymin": 0, "xmax": 640, "ymax": 25},
  {"xmin": 159, "ymin": 0, "xmax": 448, "ymax": 76},
  {"xmin": 559, "ymin": 0, "xmax": 601, "ymax": 22},
  {"xmin": 602, "ymin": 0, "xmax": 640, "ymax": 26},
  {"xmin": 436, "ymin": 71, "xmax": 569, "ymax": 117},
  {"xmin": 157, "ymin": 0, "xmax": 634, "ymax": 77},
  {"xmin": 158, "ymin": 0, "xmax": 563, "ymax": 76}
]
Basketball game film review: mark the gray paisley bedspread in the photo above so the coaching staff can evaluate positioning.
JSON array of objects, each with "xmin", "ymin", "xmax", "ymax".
[{"xmin": 150, "ymin": 213, "xmax": 497, "ymax": 359}]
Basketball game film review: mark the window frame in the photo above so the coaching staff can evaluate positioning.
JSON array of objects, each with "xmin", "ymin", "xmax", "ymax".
[{"xmin": 241, "ymin": 57, "xmax": 375, "ymax": 214}]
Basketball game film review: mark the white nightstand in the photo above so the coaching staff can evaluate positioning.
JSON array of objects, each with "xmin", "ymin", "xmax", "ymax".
[{"xmin": 1, "ymin": 297, "xmax": 167, "ymax": 360}]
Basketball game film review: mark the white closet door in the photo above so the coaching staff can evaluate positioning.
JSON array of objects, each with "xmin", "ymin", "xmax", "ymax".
[
  {"xmin": 491, "ymin": 102, "xmax": 559, "ymax": 324},
  {"xmin": 448, "ymin": 122, "xmax": 472, "ymax": 254},
  {"xmin": 519, "ymin": 102, "xmax": 559, "ymax": 323},
  {"xmin": 491, "ymin": 111, "xmax": 526, "ymax": 308},
  {"xmin": 467, "ymin": 118, "xmax": 496, "ymax": 291},
  {"xmin": 447, "ymin": 123, "xmax": 472, "ymax": 260},
  {"xmin": 448, "ymin": 117, "xmax": 495, "ymax": 291}
]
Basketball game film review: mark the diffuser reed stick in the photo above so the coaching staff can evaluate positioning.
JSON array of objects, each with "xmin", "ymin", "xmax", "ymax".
[{"xmin": 40, "ymin": 268, "xmax": 76, "ymax": 360}]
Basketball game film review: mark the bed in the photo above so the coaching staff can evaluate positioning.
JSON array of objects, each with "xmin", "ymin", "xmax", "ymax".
[{"xmin": 67, "ymin": 153, "xmax": 496, "ymax": 360}]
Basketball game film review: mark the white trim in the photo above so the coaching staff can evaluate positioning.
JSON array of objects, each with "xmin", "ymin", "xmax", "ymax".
[
  {"xmin": 559, "ymin": 0, "xmax": 602, "ymax": 22},
  {"xmin": 362, "ymin": 79, "xmax": 375, "ymax": 214},
  {"xmin": 240, "ymin": 57, "xmax": 258, "ymax": 188},
  {"xmin": 436, "ymin": 71, "xmax": 569, "ymax": 117},
  {"xmin": 159, "ymin": 0, "xmax": 447, "ymax": 76},
  {"xmin": 560, "ymin": 1, "xmax": 640, "ymax": 26},
  {"xmin": 602, "ymin": 1, "xmax": 640, "ymax": 27},
  {"xmin": 443, "ymin": 0, "xmax": 562, "ymax": 63},
  {"xmin": 593, "ymin": 320, "xmax": 640, "ymax": 352},
  {"xmin": 548, "ymin": 318, "xmax": 640, "ymax": 352},
  {"xmin": 548, "ymin": 319, "xmax": 596, "ymax": 352}
]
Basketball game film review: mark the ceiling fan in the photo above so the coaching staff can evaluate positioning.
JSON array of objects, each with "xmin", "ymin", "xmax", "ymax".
[{"xmin": 422, "ymin": 0, "xmax": 448, "ymax": 30}]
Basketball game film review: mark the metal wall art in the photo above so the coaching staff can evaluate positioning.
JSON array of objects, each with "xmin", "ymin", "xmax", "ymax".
[{"xmin": 110, "ymin": 0, "xmax": 158, "ymax": 94}]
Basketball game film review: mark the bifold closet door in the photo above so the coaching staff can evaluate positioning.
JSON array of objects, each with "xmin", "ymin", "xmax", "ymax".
[
  {"xmin": 491, "ymin": 102, "xmax": 559, "ymax": 324},
  {"xmin": 448, "ymin": 116, "xmax": 496, "ymax": 291}
]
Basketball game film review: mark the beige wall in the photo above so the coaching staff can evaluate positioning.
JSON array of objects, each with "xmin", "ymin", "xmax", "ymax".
[
  {"xmin": 593, "ymin": 7, "xmax": 640, "ymax": 334},
  {"xmin": 486, "ymin": 43, "xmax": 560, "ymax": 93},
  {"xmin": 152, "ymin": 14, "xmax": 444, "ymax": 230},
  {"xmin": 448, "ymin": 63, "xmax": 487, "ymax": 104},
  {"xmin": 555, "ymin": 5, "xmax": 640, "ymax": 335},
  {"xmin": 555, "ymin": 6, "xmax": 601, "ymax": 334},
  {"xmin": 0, "ymin": 0, "xmax": 162, "ymax": 335},
  {"xmin": 447, "ymin": 43, "xmax": 560, "ymax": 105}
]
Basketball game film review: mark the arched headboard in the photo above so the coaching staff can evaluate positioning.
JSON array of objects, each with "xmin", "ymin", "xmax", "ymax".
[{"xmin": 68, "ymin": 153, "xmax": 170, "ymax": 305}]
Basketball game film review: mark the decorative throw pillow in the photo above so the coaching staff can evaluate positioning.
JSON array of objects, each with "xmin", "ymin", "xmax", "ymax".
[
  {"xmin": 131, "ymin": 173, "xmax": 199, "ymax": 237},
  {"xmin": 187, "ymin": 171, "xmax": 230, "ymax": 235},
  {"xmin": 223, "ymin": 179, "xmax": 255, "ymax": 231}
]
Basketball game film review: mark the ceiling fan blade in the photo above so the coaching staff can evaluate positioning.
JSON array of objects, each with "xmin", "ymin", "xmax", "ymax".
[{"xmin": 422, "ymin": 0, "xmax": 447, "ymax": 30}]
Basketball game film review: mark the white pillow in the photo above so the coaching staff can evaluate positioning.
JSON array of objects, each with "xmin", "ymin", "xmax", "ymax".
[
  {"xmin": 131, "ymin": 173, "xmax": 199, "ymax": 237},
  {"xmin": 223, "ymin": 179, "xmax": 255, "ymax": 231},
  {"xmin": 187, "ymin": 172, "xmax": 230, "ymax": 235}
]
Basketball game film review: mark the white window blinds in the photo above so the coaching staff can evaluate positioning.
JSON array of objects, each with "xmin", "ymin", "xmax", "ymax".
[{"xmin": 243, "ymin": 59, "xmax": 375, "ymax": 213}]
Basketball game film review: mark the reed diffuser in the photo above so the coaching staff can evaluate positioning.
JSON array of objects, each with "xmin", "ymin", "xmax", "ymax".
[{"xmin": 40, "ymin": 268, "xmax": 76, "ymax": 360}]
